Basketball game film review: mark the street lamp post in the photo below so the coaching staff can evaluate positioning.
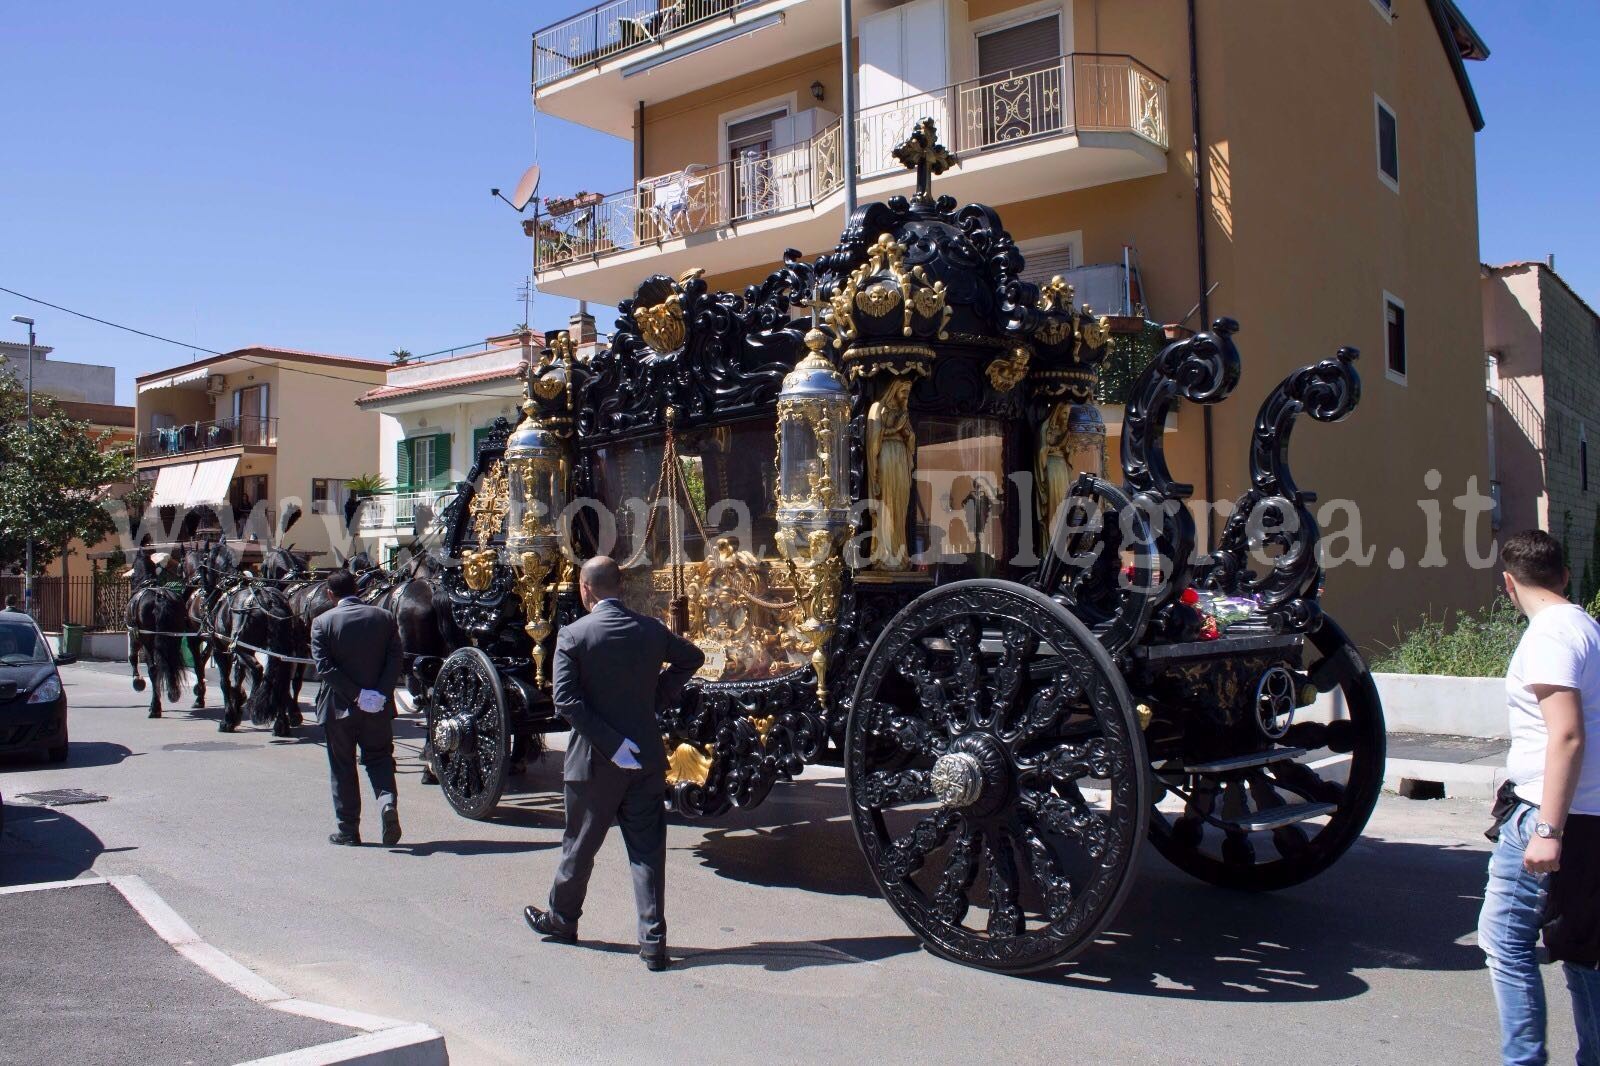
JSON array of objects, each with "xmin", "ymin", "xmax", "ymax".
[{"xmin": 10, "ymin": 315, "xmax": 35, "ymax": 618}]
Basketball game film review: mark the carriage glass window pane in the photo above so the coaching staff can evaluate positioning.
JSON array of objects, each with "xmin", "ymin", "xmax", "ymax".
[{"xmin": 912, "ymin": 415, "xmax": 1007, "ymax": 570}]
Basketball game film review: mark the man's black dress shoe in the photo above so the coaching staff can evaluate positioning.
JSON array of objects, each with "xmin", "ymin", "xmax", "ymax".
[
  {"xmin": 380, "ymin": 805, "xmax": 402, "ymax": 846},
  {"xmin": 329, "ymin": 831, "xmax": 361, "ymax": 846},
  {"xmin": 523, "ymin": 906, "xmax": 577, "ymax": 944},
  {"xmin": 642, "ymin": 952, "xmax": 670, "ymax": 972}
]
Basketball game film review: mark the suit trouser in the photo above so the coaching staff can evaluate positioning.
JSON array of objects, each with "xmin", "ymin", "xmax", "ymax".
[
  {"xmin": 548, "ymin": 766, "xmax": 667, "ymax": 953},
  {"xmin": 324, "ymin": 711, "xmax": 397, "ymax": 835}
]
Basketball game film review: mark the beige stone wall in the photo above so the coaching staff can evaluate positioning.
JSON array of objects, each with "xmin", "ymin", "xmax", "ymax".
[
  {"xmin": 272, "ymin": 361, "xmax": 385, "ymax": 564},
  {"xmin": 1537, "ymin": 269, "xmax": 1600, "ymax": 592}
]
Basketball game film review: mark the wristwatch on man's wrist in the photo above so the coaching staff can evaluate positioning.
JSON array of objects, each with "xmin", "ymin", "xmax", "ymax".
[{"xmin": 1534, "ymin": 821, "xmax": 1563, "ymax": 840}]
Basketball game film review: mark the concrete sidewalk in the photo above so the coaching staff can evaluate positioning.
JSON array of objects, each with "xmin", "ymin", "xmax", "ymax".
[
  {"xmin": 0, "ymin": 877, "xmax": 445, "ymax": 1066},
  {"xmin": 1381, "ymin": 732, "xmax": 1510, "ymax": 799}
]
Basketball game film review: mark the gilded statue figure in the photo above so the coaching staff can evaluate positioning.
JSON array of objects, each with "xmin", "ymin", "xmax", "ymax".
[
  {"xmin": 1036, "ymin": 403, "xmax": 1075, "ymax": 541},
  {"xmin": 865, "ymin": 377, "xmax": 916, "ymax": 570}
]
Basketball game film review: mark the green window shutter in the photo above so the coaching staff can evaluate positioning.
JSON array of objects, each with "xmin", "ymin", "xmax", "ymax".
[
  {"xmin": 396, "ymin": 439, "xmax": 413, "ymax": 491},
  {"xmin": 472, "ymin": 426, "xmax": 491, "ymax": 463},
  {"xmin": 431, "ymin": 433, "xmax": 452, "ymax": 489}
]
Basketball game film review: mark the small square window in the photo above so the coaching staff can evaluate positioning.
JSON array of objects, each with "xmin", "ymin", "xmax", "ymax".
[
  {"xmin": 1375, "ymin": 97, "xmax": 1399, "ymax": 190},
  {"xmin": 1384, "ymin": 295, "xmax": 1407, "ymax": 383}
]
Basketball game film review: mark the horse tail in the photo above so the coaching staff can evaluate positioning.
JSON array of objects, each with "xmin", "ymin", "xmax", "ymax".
[{"xmin": 151, "ymin": 633, "xmax": 186, "ymax": 704}]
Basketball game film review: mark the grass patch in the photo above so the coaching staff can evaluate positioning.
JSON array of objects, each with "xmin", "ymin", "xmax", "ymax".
[{"xmin": 1372, "ymin": 599, "xmax": 1526, "ymax": 678}]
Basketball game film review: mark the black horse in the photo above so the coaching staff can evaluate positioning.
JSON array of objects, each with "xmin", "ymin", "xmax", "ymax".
[
  {"xmin": 125, "ymin": 549, "xmax": 189, "ymax": 719},
  {"xmin": 208, "ymin": 576, "xmax": 299, "ymax": 736},
  {"xmin": 284, "ymin": 549, "xmax": 378, "ymax": 703},
  {"xmin": 177, "ymin": 539, "xmax": 232, "ymax": 710}
]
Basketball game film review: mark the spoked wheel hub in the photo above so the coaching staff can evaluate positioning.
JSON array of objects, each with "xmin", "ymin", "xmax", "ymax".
[
  {"xmin": 427, "ymin": 647, "xmax": 510, "ymax": 821},
  {"xmin": 846, "ymin": 579, "xmax": 1148, "ymax": 974}
]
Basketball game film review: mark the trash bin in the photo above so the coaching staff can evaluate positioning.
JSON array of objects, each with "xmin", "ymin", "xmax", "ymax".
[{"xmin": 58, "ymin": 624, "xmax": 84, "ymax": 660}]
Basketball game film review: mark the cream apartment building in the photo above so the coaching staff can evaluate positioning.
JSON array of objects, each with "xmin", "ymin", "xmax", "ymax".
[
  {"xmin": 134, "ymin": 347, "xmax": 388, "ymax": 565},
  {"xmin": 529, "ymin": 0, "xmax": 1492, "ymax": 649},
  {"xmin": 355, "ymin": 328, "xmax": 576, "ymax": 562}
]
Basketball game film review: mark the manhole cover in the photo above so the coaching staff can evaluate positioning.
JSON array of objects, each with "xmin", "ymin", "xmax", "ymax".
[
  {"xmin": 14, "ymin": 788, "xmax": 108, "ymax": 807},
  {"xmin": 163, "ymin": 741, "xmax": 253, "ymax": 752}
]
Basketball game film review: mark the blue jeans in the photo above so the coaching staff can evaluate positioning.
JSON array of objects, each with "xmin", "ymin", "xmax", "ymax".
[
  {"xmin": 1568, "ymin": 959, "xmax": 1600, "ymax": 1066},
  {"xmin": 1481, "ymin": 804, "xmax": 1552, "ymax": 1065}
]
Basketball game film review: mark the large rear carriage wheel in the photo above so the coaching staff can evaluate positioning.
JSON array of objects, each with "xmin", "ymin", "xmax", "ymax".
[
  {"xmin": 846, "ymin": 580, "xmax": 1149, "ymax": 973},
  {"xmin": 1148, "ymin": 619, "xmax": 1386, "ymax": 890},
  {"xmin": 428, "ymin": 647, "xmax": 509, "ymax": 820}
]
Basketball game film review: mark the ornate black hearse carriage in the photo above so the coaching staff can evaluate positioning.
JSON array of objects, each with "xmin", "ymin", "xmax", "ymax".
[{"xmin": 421, "ymin": 122, "xmax": 1385, "ymax": 973}]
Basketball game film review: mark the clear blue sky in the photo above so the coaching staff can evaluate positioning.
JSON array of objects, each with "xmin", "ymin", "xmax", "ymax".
[{"xmin": 1, "ymin": 1, "xmax": 1594, "ymax": 405}]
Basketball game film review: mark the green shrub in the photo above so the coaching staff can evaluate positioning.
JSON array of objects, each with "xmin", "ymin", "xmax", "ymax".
[{"xmin": 1372, "ymin": 599, "xmax": 1526, "ymax": 677}]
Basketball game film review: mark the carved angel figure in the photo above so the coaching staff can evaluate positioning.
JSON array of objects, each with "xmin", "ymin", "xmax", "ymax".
[{"xmin": 1036, "ymin": 403, "xmax": 1074, "ymax": 542}]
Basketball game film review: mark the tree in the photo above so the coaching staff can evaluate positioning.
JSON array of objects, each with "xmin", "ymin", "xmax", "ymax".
[
  {"xmin": 391, "ymin": 348, "xmax": 413, "ymax": 365},
  {"xmin": 0, "ymin": 375, "xmax": 135, "ymax": 573}
]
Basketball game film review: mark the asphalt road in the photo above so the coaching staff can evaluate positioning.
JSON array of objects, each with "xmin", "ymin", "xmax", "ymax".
[{"xmin": 0, "ymin": 662, "xmax": 1581, "ymax": 1065}]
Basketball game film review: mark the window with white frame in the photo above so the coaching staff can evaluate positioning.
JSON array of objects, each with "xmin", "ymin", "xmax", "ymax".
[
  {"xmin": 1384, "ymin": 293, "xmax": 1407, "ymax": 383},
  {"xmin": 1018, "ymin": 232, "xmax": 1084, "ymax": 289},
  {"xmin": 1375, "ymin": 95, "xmax": 1399, "ymax": 190},
  {"xmin": 311, "ymin": 477, "xmax": 350, "ymax": 516}
]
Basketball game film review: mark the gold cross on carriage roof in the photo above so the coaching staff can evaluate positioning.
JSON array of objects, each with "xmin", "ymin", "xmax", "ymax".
[{"xmin": 893, "ymin": 118, "xmax": 957, "ymax": 205}]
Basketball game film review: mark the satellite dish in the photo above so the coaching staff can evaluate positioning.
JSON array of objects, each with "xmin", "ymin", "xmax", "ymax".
[{"xmin": 510, "ymin": 164, "xmax": 542, "ymax": 211}]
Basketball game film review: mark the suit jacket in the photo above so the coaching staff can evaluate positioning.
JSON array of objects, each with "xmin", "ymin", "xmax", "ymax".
[
  {"xmin": 309, "ymin": 599, "xmax": 403, "ymax": 727},
  {"xmin": 552, "ymin": 598, "xmax": 705, "ymax": 783}
]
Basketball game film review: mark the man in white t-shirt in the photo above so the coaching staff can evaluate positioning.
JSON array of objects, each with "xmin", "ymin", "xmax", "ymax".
[{"xmin": 1479, "ymin": 530, "xmax": 1600, "ymax": 1066}]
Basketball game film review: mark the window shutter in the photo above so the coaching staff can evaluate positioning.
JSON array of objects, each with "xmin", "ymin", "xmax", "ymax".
[
  {"xmin": 472, "ymin": 427, "xmax": 491, "ymax": 463},
  {"xmin": 396, "ymin": 439, "xmax": 412, "ymax": 491},
  {"xmin": 431, "ymin": 433, "xmax": 452, "ymax": 488},
  {"xmin": 977, "ymin": 15, "xmax": 1060, "ymax": 80},
  {"xmin": 1022, "ymin": 244, "xmax": 1076, "ymax": 288}
]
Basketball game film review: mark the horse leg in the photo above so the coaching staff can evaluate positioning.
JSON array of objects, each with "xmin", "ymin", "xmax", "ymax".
[
  {"xmin": 189, "ymin": 637, "xmax": 207, "ymax": 708},
  {"xmin": 509, "ymin": 728, "xmax": 528, "ymax": 776},
  {"xmin": 419, "ymin": 694, "xmax": 439, "ymax": 785},
  {"xmin": 289, "ymin": 662, "xmax": 305, "ymax": 726},
  {"xmin": 217, "ymin": 649, "xmax": 240, "ymax": 732},
  {"xmin": 130, "ymin": 635, "xmax": 147, "ymax": 694}
]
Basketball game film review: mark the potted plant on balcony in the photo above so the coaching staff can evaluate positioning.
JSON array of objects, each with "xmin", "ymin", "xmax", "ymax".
[{"xmin": 344, "ymin": 473, "xmax": 392, "ymax": 530}]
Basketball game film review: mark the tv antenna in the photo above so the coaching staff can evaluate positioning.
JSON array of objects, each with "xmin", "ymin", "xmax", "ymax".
[{"xmin": 516, "ymin": 274, "xmax": 536, "ymax": 329}]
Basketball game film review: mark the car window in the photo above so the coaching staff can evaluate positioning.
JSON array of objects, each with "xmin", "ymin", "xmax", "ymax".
[{"xmin": 0, "ymin": 621, "xmax": 50, "ymax": 664}]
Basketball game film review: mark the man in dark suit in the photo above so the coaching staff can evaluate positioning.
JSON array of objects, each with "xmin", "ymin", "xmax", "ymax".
[
  {"xmin": 310, "ymin": 568, "xmax": 404, "ymax": 847},
  {"xmin": 524, "ymin": 555, "xmax": 704, "ymax": 971}
]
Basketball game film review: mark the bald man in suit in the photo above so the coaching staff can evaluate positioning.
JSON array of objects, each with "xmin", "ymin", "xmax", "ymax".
[{"xmin": 523, "ymin": 556, "xmax": 703, "ymax": 971}]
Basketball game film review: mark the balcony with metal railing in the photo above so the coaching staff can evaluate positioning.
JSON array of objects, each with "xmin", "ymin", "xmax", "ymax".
[
  {"xmin": 357, "ymin": 489, "xmax": 455, "ymax": 533},
  {"xmin": 134, "ymin": 416, "xmax": 279, "ymax": 461},
  {"xmin": 531, "ymin": 54, "xmax": 1168, "ymax": 301},
  {"xmin": 534, "ymin": 0, "xmax": 771, "ymax": 91}
]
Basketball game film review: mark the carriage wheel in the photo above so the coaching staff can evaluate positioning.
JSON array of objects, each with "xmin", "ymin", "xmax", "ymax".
[
  {"xmin": 846, "ymin": 580, "xmax": 1148, "ymax": 973},
  {"xmin": 1147, "ymin": 618, "xmax": 1386, "ymax": 890},
  {"xmin": 427, "ymin": 647, "xmax": 510, "ymax": 820}
]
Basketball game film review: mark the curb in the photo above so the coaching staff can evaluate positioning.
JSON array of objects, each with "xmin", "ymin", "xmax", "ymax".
[
  {"xmin": 0, "ymin": 876, "xmax": 446, "ymax": 1065},
  {"xmin": 1382, "ymin": 757, "xmax": 1505, "ymax": 801}
]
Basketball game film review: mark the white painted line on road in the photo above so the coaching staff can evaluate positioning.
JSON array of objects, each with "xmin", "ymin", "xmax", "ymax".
[
  {"xmin": 110, "ymin": 872, "xmax": 204, "ymax": 945},
  {"xmin": 234, "ymin": 1024, "xmax": 447, "ymax": 1066},
  {"xmin": 102, "ymin": 875, "xmax": 447, "ymax": 1064},
  {"xmin": 0, "ymin": 875, "xmax": 107, "ymax": 895},
  {"xmin": 1308, "ymin": 754, "xmax": 1350, "ymax": 770}
]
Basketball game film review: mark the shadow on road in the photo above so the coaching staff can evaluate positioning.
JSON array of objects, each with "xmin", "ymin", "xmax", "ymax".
[
  {"xmin": 0, "ymin": 804, "xmax": 122, "ymax": 887},
  {"xmin": 0, "ymin": 742, "xmax": 136, "ymax": 772},
  {"xmin": 395, "ymin": 838, "xmax": 560, "ymax": 858}
]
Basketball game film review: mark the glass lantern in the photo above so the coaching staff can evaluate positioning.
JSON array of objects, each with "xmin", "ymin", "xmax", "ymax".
[
  {"xmin": 1066, "ymin": 402, "xmax": 1107, "ymax": 479},
  {"xmin": 775, "ymin": 328, "xmax": 851, "ymax": 560},
  {"xmin": 503, "ymin": 400, "xmax": 569, "ymax": 686}
]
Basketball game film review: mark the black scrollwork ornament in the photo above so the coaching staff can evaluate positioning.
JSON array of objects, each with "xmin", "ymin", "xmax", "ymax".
[{"xmin": 1197, "ymin": 348, "xmax": 1361, "ymax": 632}]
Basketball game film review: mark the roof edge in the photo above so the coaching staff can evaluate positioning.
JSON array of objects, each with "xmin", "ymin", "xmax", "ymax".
[{"xmin": 1426, "ymin": 0, "xmax": 1487, "ymax": 132}]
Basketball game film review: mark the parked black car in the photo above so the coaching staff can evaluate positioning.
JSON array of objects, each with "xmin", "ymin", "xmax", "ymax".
[{"xmin": 0, "ymin": 612, "xmax": 67, "ymax": 763}]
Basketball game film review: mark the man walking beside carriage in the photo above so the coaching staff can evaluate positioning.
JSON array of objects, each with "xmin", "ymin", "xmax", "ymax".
[
  {"xmin": 310, "ymin": 567, "xmax": 405, "ymax": 847},
  {"xmin": 524, "ymin": 556, "xmax": 704, "ymax": 972}
]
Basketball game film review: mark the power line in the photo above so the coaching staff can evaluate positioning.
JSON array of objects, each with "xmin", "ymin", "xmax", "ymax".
[{"xmin": 0, "ymin": 283, "xmax": 541, "ymax": 401}]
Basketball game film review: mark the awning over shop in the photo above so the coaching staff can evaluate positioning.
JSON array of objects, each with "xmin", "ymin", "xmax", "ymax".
[
  {"xmin": 137, "ymin": 367, "xmax": 210, "ymax": 393},
  {"xmin": 148, "ymin": 462, "xmax": 197, "ymax": 508},
  {"xmin": 185, "ymin": 456, "xmax": 239, "ymax": 508}
]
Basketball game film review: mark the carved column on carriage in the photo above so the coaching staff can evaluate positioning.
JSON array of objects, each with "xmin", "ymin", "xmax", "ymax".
[
  {"xmin": 1020, "ymin": 275, "xmax": 1113, "ymax": 548},
  {"xmin": 504, "ymin": 329, "xmax": 577, "ymax": 687}
]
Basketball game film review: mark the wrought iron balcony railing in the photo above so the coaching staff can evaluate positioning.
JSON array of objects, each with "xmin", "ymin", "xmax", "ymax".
[
  {"xmin": 534, "ymin": 0, "xmax": 764, "ymax": 90},
  {"xmin": 356, "ymin": 489, "xmax": 455, "ymax": 531},
  {"xmin": 135, "ymin": 415, "xmax": 279, "ymax": 460},
  {"xmin": 532, "ymin": 53, "xmax": 1167, "ymax": 274}
]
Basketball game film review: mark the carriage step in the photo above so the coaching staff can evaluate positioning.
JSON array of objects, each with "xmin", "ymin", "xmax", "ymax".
[
  {"xmin": 1175, "ymin": 747, "xmax": 1307, "ymax": 775},
  {"xmin": 1221, "ymin": 801, "xmax": 1337, "ymax": 833}
]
